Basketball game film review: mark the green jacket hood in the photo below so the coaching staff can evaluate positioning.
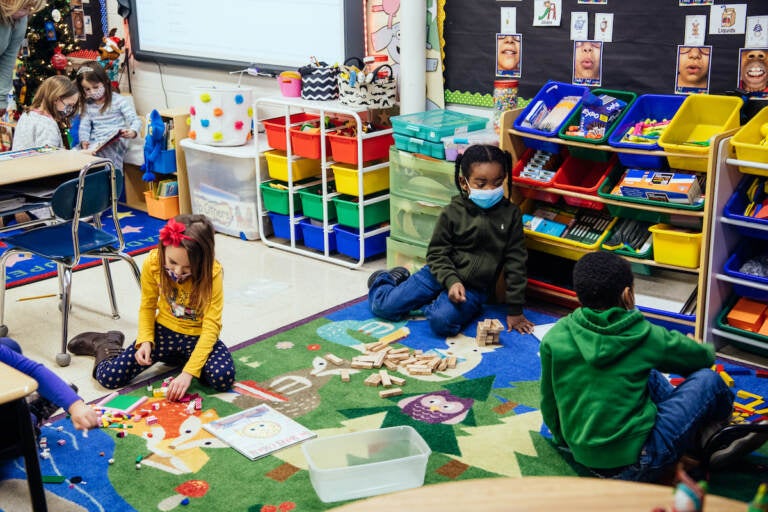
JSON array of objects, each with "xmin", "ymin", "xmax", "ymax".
[{"xmin": 568, "ymin": 307, "xmax": 651, "ymax": 368}]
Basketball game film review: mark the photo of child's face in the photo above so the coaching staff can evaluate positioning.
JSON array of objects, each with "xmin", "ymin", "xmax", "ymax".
[
  {"xmin": 72, "ymin": 11, "xmax": 85, "ymax": 38},
  {"xmin": 676, "ymin": 46, "xmax": 710, "ymax": 92},
  {"xmin": 573, "ymin": 41, "xmax": 602, "ymax": 85},
  {"xmin": 739, "ymin": 48, "xmax": 768, "ymax": 95},
  {"xmin": 496, "ymin": 34, "xmax": 521, "ymax": 77}
]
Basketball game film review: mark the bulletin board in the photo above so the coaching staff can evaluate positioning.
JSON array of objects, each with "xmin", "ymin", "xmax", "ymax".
[{"xmin": 443, "ymin": 1, "xmax": 762, "ymax": 106}]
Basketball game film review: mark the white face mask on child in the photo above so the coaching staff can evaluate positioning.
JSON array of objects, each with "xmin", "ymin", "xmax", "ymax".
[{"xmin": 86, "ymin": 85, "xmax": 106, "ymax": 102}]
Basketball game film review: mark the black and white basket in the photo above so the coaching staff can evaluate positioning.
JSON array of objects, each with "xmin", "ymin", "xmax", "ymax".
[{"xmin": 299, "ymin": 63, "xmax": 339, "ymax": 101}]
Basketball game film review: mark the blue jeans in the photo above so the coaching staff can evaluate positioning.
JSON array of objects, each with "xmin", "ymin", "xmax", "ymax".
[
  {"xmin": 596, "ymin": 368, "xmax": 734, "ymax": 482},
  {"xmin": 368, "ymin": 266, "xmax": 487, "ymax": 337}
]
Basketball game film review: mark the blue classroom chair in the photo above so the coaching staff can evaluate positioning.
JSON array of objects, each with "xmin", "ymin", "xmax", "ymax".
[{"xmin": 0, "ymin": 159, "xmax": 141, "ymax": 366}]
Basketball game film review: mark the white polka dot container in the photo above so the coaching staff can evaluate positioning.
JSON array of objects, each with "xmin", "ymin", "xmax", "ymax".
[{"xmin": 188, "ymin": 86, "xmax": 253, "ymax": 147}]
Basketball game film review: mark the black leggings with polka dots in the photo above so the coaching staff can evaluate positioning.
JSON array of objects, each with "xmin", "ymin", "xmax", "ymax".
[{"xmin": 94, "ymin": 322, "xmax": 235, "ymax": 391}]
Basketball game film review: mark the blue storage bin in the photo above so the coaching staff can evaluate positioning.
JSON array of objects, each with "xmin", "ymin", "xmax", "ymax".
[
  {"xmin": 300, "ymin": 219, "xmax": 337, "ymax": 252},
  {"xmin": 512, "ymin": 81, "xmax": 589, "ymax": 152},
  {"xmin": 723, "ymin": 175, "xmax": 768, "ymax": 240},
  {"xmin": 723, "ymin": 240, "xmax": 768, "ymax": 300},
  {"xmin": 334, "ymin": 224, "xmax": 388, "ymax": 259},
  {"xmin": 608, "ymin": 94, "xmax": 685, "ymax": 169},
  {"xmin": 268, "ymin": 212, "xmax": 304, "ymax": 241},
  {"xmin": 638, "ymin": 305, "xmax": 695, "ymax": 335},
  {"xmin": 154, "ymin": 149, "xmax": 177, "ymax": 175}
]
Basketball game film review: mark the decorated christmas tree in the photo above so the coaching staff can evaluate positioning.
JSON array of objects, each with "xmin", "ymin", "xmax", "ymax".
[{"xmin": 13, "ymin": 0, "xmax": 81, "ymax": 110}]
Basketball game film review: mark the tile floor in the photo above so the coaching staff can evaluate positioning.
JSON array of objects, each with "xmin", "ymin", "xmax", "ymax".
[{"xmin": 4, "ymin": 233, "xmax": 386, "ymax": 404}]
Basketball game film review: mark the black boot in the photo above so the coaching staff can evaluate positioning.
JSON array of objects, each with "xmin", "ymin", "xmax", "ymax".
[
  {"xmin": 91, "ymin": 337, "xmax": 125, "ymax": 378},
  {"xmin": 68, "ymin": 330, "xmax": 125, "ymax": 356},
  {"xmin": 367, "ymin": 267, "xmax": 411, "ymax": 289}
]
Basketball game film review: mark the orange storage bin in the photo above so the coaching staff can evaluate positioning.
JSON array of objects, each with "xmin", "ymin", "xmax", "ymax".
[
  {"xmin": 328, "ymin": 131, "xmax": 394, "ymax": 165},
  {"xmin": 144, "ymin": 191, "xmax": 180, "ymax": 220},
  {"xmin": 262, "ymin": 113, "xmax": 319, "ymax": 151},
  {"xmin": 290, "ymin": 123, "xmax": 332, "ymax": 159}
]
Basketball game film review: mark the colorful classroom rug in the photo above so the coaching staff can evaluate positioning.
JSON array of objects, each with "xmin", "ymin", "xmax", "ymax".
[
  {"xmin": 0, "ymin": 207, "xmax": 165, "ymax": 289},
  {"xmin": 1, "ymin": 298, "xmax": 767, "ymax": 511}
]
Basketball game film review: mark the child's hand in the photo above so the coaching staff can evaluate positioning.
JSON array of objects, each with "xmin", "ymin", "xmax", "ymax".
[
  {"xmin": 120, "ymin": 129, "xmax": 138, "ymax": 139},
  {"xmin": 165, "ymin": 372, "xmax": 193, "ymax": 401},
  {"xmin": 134, "ymin": 341, "xmax": 153, "ymax": 366},
  {"xmin": 448, "ymin": 282, "xmax": 466, "ymax": 303},
  {"xmin": 507, "ymin": 314, "xmax": 535, "ymax": 334},
  {"xmin": 68, "ymin": 399, "xmax": 100, "ymax": 431}
]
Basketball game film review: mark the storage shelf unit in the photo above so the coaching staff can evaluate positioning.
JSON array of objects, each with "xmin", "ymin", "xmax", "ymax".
[
  {"xmin": 499, "ymin": 108, "xmax": 715, "ymax": 337},
  {"xmin": 702, "ymin": 135, "xmax": 768, "ymax": 368},
  {"xmin": 253, "ymin": 97, "xmax": 391, "ymax": 269}
]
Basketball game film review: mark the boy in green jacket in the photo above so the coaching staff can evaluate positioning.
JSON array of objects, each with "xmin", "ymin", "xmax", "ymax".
[{"xmin": 540, "ymin": 251, "xmax": 767, "ymax": 481}]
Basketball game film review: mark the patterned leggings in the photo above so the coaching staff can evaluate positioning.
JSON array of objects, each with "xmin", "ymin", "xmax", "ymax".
[{"xmin": 94, "ymin": 322, "xmax": 236, "ymax": 391}]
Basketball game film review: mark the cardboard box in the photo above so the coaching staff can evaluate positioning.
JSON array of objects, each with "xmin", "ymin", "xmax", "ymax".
[{"xmin": 618, "ymin": 170, "xmax": 701, "ymax": 204}]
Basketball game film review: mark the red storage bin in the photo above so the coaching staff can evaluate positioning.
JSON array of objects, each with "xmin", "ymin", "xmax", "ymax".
[
  {"xmin": 290, "ymin": 123, "xmax": 332, "ymax": 159},
  {"xmin": 511, "ymin": 147, "xmax": 565, "ymax": 203},
  {"xmin": 552, "ymin": 155, "xmax": 615, "ymax": 210},
  {"xmin": 263, "ymin": 113, "xmax": 319, "ymax": 151},
  {"xmin": 328, "ymin": 131, "xmax": 394, "ymax": 165}
]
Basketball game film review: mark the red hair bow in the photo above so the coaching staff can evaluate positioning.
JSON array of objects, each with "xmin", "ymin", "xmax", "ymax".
[{"xmin": 159, "ymin": 218, "xmax": 193, "ymax": 247}]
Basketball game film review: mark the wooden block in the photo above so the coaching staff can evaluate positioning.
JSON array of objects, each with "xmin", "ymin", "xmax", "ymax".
[
  {"xmin": 386, "ymin": 352, "xmax": 410, "ymax": 361},
  {"xmin": 401, "ymin": 357, "xmax": 419, "ymax": 366},
  {"xmin": 407, "ymin": 365, "xmax": 433, "ymax": 375},
  {"xmin": 351, "ymin": 360, "xmax": 374, "ymax": 369},
  {"xmin": 340, "ymin": 369, "xmax": 351, "ymax": 382},
  {"xmin": 437, "ymin": 358, "xmax": 448, "ymax": 371},
  {"xmin": 379, "ymin": 370, "xmax": 392, "ymax": 387},
  {"xmin": 354, "ymin": 355, "xmax": 377, "ymax": 363},
  {"xmin": 364, "ymin": 373, "xmax": 383, "ymax": 387},
  {"xmin": 389, "ymin": 375, "xmax": 406, "ymax": 386},
  {"xmin": 719, "ymin": 370, "xmax": 735, "ymax": 387},
  {"xmin": 378, "ymin": 327, "xmax": 410, "ymax": 345},
  {"xmin": 428, "ymin": 357, "xmax": 442, "ymax": 370},
  {"xmin": 416, "ymin": 354, "xmax": 436, "ymax": 360},
  {"xmin": 379, "ymin": 387, "xmax": 403, "ymax": 398},
  {"xmin": 324, "ymin": 353, "xmax": 344, "ymax": 366},
  {"xmin": 446, "ymin": 356, "xmax": 457, "ymax": 368},
  {"xmin": 726, "ymin": 297, "xmax": 767, "ymax": 331},
  {"xmin": 388, "ymin": 347, "xmax": 410, "ymax": 354},
  {"xmin": 383, "ymin": 359, "xmax": 400, "ymax": 371},
  {"xmin": 373, "ymin": 350, "xmax": 387, "ymax": 368}
]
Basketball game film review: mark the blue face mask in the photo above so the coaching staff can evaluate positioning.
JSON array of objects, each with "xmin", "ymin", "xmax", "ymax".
[
  {"xmin": 165, "ymin": 267, "xmax": 191, "ymax": 283},
  {"xmin": 468, "ymin": 186, "xmax": 505, "ymax": 209}
]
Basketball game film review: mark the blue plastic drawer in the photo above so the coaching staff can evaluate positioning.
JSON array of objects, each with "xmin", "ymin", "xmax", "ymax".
[
  {"xmin": 723, "ymin": 240, "xmax": 768, "ymax": 300},
  {"xmin": 391, "ymin": 110, "xmax": 488, "ymax": 143},
  {"xmin": 334, "ymin": 224, "xmax": 388, "ymax": 259},
  {"xmin": 723, "ymin": 175, "xmax": 768, "ymax": 240},
  {"xmin": 268, "ymin": 212, "xmax": 304, "ymax": 241},
  {"xmin": 513, "ymin": 81, "xmax": 588, "ymax": 151},
  {"xmin": 608, "ymin": 94, "xmax": 685, "ymax": 169},
  {"xmin": 299, "ymin": 219, "xmax": 337, "ymax": 252},
  {"xmin": 638, "ymin": 305, "xmax": 695, "ymax": 336}
]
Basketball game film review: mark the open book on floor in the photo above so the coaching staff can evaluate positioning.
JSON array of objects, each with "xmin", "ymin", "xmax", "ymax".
[{"xmin": 203, "ymin": 404, "xmax": 317, "ymax": 460}]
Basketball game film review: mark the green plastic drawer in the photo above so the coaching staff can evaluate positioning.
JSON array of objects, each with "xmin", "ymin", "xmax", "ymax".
[
  {"xmin": 332, "ymin": 192, "xmax": 390, "ymax": 229},
  {"xmin": 260, "ymin": 180, "xmax": 303, "ymax": 215},
  {"xmin": 297, "ymin": 183, "xmax": 337, "ymax": 221},
  {"xmin": 389, "ymin": 192, "xmax": 445, "ymax": 247},
  {"xmin": 389, "ymin": 147, "xmax": 458, "ymax": 204}
]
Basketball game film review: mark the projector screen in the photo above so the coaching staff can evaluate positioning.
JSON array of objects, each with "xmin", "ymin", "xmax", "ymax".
[{"xmin": 127, "ymin": 0, "xmax": 364, "ymax": 73}]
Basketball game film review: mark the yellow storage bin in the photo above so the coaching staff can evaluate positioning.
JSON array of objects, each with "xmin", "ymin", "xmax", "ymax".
[
  {"xmin": 648, "ymin": 223, "xmax": 702, "ymax": 268},
  {"xmin": 520, "ymin": 199, "xmax": 617, "ymax": 261},
  {"xmin": 330, "ymin": 162, "xmax": 389, "ymax": 196},
  {"xmin": 657, "ymin": 94, "xmax": 742, "ymax": 173},
  {"xmin": 389, "ymin": 146, "xmax": 458, "ymax": 204},
  {"xmin": 389, "ymin": 192, "xmax": 444, "ymax": 247},
  {"xmin": 387, "ymin": 237, "xmax": 428, "ymax": 275},
  {"xmin": 730, "ymin": 107, "xmax": 768, "ymax": 176},
  {"xmin": 264, "ymin": 150, "xmax": 322, "ymax": 181}
]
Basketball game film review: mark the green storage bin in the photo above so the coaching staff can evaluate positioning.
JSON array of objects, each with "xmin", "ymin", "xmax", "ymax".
[
  {"xmin": 715, "ymin": 296, "xmax": 768, "ymax": 359},
  {"xmin": 260, "ymin": 178, "xmax": 320, "ymax": 215},
  {"xmin": 297, "ymin": 182, "xmax": 337, "ymax": 221},
  {"xmin": 596, "ymin": 164, "xmax": 704, "ymax": 225},
  {"xmin": 558, "ymin": 89, "xmax": 637, "ymax": 161},
  {"xmin": 333, "ymin": 192, "xmax": 390, "ymax": 229},
  {"xmin": 389, "ymin": 192, "xmax": 445, "ymax": 247}
]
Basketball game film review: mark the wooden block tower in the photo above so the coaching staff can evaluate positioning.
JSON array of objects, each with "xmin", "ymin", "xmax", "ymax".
[{"xmin": 476, "ymin": 318, "xmax": 505, "ymax": 346}]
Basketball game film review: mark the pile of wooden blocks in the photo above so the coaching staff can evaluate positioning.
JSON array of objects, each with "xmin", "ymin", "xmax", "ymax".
[
  {"xmin": 475, "ymin": 318, "xmax": 504, "ymax": 346},
  {"xmin": 323, "ymin": 326, "xmax": 457, "ymax": 399}
]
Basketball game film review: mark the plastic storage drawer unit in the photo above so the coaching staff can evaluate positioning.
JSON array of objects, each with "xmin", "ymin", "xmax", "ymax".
[
  {"xmin": 389, "ymin": 192, "xmax": 445, "ymax": 247},
  {"xmin": 182, "ymin": 138, "xmax": 266, "ymax": 240},
  {"xmin": 389, "ymin": 147, "xmax": 458, "ymax": 204},
  {"xmin": 386, "ymin": 237, "xmax": 428, "ymax": 275}
]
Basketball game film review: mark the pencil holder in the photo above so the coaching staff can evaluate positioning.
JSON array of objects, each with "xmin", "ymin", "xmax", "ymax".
[{"xmin": 279, "ymin": 72, "xmax": 302, "ymax": 98}]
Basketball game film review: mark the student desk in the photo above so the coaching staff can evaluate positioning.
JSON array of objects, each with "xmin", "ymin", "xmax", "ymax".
[
  {"xmin": 328, "ymin": 477, "xmax": 747, "ymax": 511},
  {"xmin": 0, "ymin": 361, "xmax": 47, "ymax": 511},
  {"xmin": 0, "ymin": 149, "xmax": 102, "ymax": 186}
]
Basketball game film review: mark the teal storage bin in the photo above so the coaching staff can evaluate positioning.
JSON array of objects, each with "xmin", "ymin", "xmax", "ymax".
[
  {"xmin": 393, "ymin": 133, "xmax": 445, "ymax": 159},
  {"xmin": 391, "ymin": 110, "xmax": 488, "ymax": 143}
]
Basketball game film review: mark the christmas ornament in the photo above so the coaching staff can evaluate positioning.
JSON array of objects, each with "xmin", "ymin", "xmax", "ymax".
[
  {"xmin": 51, "ymin": 9, "xmax": 61, "ymax": 22},
  {"xmin": 51, "ymin": 46, "xmax": 67, "ymax": 72}
]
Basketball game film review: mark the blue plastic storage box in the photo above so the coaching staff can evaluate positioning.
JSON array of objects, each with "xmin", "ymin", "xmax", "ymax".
[
  {"xmin": 334, "ymin": 224, "xmax": 388, "ymax": 259},
  {"xmin": 300, "ymin": 219, "xmax": 337, "ymax": 252},
  {"xmin": 723, "ymin": 175, "xmax": 768, "ymax": 240},
  {"xmin": 608, "ymin": 94, "xmax": 686, "ymax": 169},
  {"xmin": 512, "ymin": 81, "xmax": 589, "ymax": 152},
  {"xmin": 723, "ymin": 240, "xmax": 768, "ymax": 301},
  {"xmin": 268, "ymin": 212, "xmax": 304, "ymax": 241},
  {"xmin": 391, "ymin": 110, "xmax": 488, "ymax": 143},
  {"xmin": 638, "ymin": 305, "xmax": 695, "ymax": 336}
]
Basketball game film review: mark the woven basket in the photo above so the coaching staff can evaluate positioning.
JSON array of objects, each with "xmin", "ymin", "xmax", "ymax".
[{"xmin": 338, "ymin": 64, "xmax": 397, "ymax": 109}]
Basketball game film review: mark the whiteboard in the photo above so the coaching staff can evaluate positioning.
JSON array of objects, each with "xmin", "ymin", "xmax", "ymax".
[{"xmin": 127, "ymin": 0, "xmax": 364, "ymax": 72}]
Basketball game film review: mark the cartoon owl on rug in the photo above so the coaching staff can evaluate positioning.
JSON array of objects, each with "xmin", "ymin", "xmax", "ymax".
[{"xmin": 398, "ymin": 390, "xmax": 474, "ymax": 424}]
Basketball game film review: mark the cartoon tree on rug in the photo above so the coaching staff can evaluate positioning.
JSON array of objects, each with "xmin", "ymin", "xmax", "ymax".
[{"xmin": 13, "ymin": 0, "xmax": 80, "ymax": 109}]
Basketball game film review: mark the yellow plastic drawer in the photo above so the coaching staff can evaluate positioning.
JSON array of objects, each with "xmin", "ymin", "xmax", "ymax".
[
  {"xmin": 264, "ymin": 150, "xmax": 322, "ymax": 181},
  {"xmin": 330, "ymin": 162, "xmax": 389, "ymax": 196},
  {"xmin": 730, "ymin": 107, "xmax": 768, "ymax": 176},
  {"xmin": 386, "ymin": 237, "xmax": 428, "ymax": 274},
  {"xmin": 389, "ymin": 192, "xmax": 445, "ymax": 247},
  {"xmin": 648, "ymin": 223, "xmax": 702, "ymax": 268},
  {"xmin": 389, "ymin": 147, "xmax": 458, "ymax": 204}
]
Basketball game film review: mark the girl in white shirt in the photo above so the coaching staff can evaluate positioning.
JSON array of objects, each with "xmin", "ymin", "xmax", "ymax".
[{"xmin": 12, "ymin": 75, "xmax": 79, "ymax": 150}]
